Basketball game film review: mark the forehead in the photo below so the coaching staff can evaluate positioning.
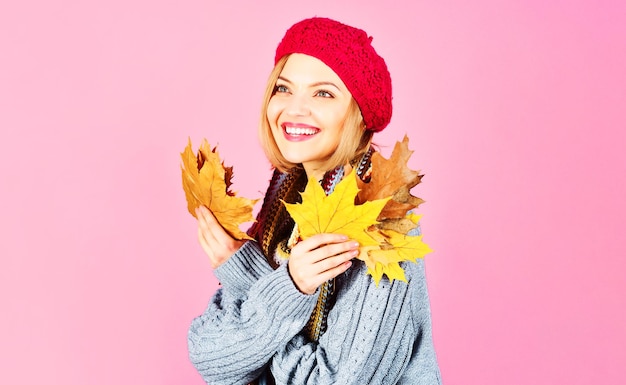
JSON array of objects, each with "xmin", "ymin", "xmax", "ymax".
[{"xmin": 280, "ymin": 54, "xmax": 347, "ymax": 89}]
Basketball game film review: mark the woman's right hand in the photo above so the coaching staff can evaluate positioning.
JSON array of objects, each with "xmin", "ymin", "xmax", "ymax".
[
  {"xmin": 288, "ymin": 234, "xmax": 359, "ymax": 295},
  {"xmin": 196, "ymin": 206, "xmax": 244, "ymax": 269}
]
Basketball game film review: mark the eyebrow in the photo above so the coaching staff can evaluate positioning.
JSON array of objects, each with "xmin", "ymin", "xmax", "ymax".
[{"xmin": 277, "ymin": 76, "xmax": 343, "ymax": 92}]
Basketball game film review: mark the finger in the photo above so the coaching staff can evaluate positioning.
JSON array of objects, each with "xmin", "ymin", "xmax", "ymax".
[
  {"xmin": 315, "ymin": 248, "xmax": 359, "ymax": 273},
  {"xmin": 319, "ymin": 259, "xmax": 353, "ymax": 281},
  {"xmin": 300, "ymin": 259, "xmax": 353, "ymax": 293},
  {"xmin": 318, "ymin": 241, "xmax": 359, "ymax": 260},
  {"xmin": 197, "ymin": 226, "xmax": 217, "ymax": 265},
  {"xmin": 288, "ymin": 244, "xmax": 357, "ymax": 292},
  {"xmin": 297, "ymin": 233, "xmax": 349, "ymax": 251},
  {"xmin": 293, "ymin": 239, "xmax": 359, "ymax": 266},
  {"xmin": 292, "ymin": 235, "xmax": 354, "ymax": 263},
  {"xmin": 197, "ymin": 206, "xmax": 237, "ymax": 244},
  {"xmin": 196, "ymin": 207, "xmax": 219, "ymax": 246}
]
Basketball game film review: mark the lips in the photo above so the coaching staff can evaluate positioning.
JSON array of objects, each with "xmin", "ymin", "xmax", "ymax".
[{"xmin": 281, "ymin": 123, "xmax": 320, "ymax": 141}]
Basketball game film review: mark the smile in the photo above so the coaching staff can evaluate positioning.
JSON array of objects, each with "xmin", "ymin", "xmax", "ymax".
[{"xmin": 281, "ymin": 123, "xmax": 320, "ymax": 141}]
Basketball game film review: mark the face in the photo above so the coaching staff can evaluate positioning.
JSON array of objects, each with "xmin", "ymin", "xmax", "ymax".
[{"xmin": 267, "ymin": 54, "xmax": 352, "ymax": 178}]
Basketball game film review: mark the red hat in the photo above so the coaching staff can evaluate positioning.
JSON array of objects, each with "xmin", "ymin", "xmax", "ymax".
[{"xmin": 275, "ymin": 17, "xmax": 392, "ymax": 132}]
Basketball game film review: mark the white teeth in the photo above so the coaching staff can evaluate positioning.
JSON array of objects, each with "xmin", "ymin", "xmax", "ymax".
[{"xmin": 285, "ymin": 126, "xmax": 318, "ymax": 135}]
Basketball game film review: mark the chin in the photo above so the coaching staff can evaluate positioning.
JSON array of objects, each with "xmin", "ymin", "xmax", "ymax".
[{"xmin": 282, "ymin": 155, "xmax": 307, "ymax": 165}]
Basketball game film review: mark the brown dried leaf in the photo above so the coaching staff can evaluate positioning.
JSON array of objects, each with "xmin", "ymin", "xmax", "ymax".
[
  {"xmin": 357, "ymin": 224, "xmax": 432, "ymax": 285},
  {"xmin": 374, "ymin": 218, "xmax": 418, "ymax": 234},
  {"xmin": 357, "ymin": 135, "xmax": 424, "ymax": 221}
]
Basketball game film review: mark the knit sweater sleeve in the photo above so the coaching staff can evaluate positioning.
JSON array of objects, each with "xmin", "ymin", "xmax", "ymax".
[
  {"xmin": 188, "ymin": 250, "xmax": 319, "ymax": 385},
  {"xmin": 212, "ymin": 240, "xmax": 274, "ymax": 297},
  {"xmin": 269, "ymin": 260, "xmax": 442, "ymax": 384}
]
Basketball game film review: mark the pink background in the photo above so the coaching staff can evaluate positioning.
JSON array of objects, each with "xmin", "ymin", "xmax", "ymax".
[{"xmin": 1, "ymin": 1, "xmax": 624, "ymax": 384}]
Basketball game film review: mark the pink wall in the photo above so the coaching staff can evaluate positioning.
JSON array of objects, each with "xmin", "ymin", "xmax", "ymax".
[{"xmin": 1, "ymin": 1, "xmax": 624, "ymax": 384}]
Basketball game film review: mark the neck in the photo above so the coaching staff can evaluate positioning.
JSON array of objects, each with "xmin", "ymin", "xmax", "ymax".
[{"xmin": 304, "ymin": 163, "xmax": 352, "ymax": 184}]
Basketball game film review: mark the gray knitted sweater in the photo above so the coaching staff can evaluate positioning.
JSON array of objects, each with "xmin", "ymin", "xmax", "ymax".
[{"xmin": 188, "ymin": 238, "xmax": 442, "ymax": 385}]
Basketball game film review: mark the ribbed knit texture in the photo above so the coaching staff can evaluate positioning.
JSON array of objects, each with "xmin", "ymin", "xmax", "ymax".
[
  {"xmin": 213, "ymin": 241, "xmax": 274, "ymax": 297},
  {"xmin": 189, "ymin": 154, "xmax": 441, "ymax": 384},
  {"xmin": 189, "ymin": 249, "xmax": 319, "ymax": 384},
  {"xmin": 270, "ymin": 260, "xmax": 441, "ymax": 385},
  {"xmin": 275, "ymin": 17, "xmax": 392, "ymax": 132},
  {"xmin": 188, "ymin": 243, "xmax": 441, "ymax": 384}
]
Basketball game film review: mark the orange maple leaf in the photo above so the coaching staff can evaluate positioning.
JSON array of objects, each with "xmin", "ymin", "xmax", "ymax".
[
  {"xmin": 357, "ymin": 135, "xmax": 424, "ymax": 221},
  {"xmin": 181, "ymin": 138, "xmax": 257, "ymax": 240}
]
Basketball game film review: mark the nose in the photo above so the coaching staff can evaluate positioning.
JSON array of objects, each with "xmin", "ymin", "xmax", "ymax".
[{"xmin": 285, "ymin": 93, "xmax": 310, "ymax": 116}]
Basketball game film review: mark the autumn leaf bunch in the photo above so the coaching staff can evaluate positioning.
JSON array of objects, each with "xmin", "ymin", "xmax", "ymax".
[
  {"xmin": 284, "ymin": 135, "xmax": 432, "ymax": 285},
  {"xmin": 180, "ymin": 136, "xmax": 432, "ymax": 286}
]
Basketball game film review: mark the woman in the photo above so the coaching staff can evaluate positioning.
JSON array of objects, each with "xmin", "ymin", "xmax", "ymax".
[{"xmin": 189, "ymin": 17, "xmax": 442, "ymax": 384}]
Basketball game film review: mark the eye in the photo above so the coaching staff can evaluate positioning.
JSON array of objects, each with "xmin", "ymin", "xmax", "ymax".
[
  {"xmin": 274, "ymin": 84, "xmax": 289, "ymax": 94},
  {"xmin": 315, "ymin": 90, "xmax": 333, "ymax": 98}
]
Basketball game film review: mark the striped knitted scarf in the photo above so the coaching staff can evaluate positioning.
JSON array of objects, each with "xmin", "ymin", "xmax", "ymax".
[{"xmin": 247, "ymin": 149, "xmax": 373, "ymax": 342}]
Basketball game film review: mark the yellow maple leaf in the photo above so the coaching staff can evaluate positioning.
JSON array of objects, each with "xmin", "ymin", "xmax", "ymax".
[
  {"xmin": 367, "ymin": 261, "xmax": 407, "ymax": 285},
  {"xmin": 357, "ymin": 221, "xmax": 433, "ymax": 286},
  {"xmin": 181, "ymin": 138, "xmax": 257, "ymax": 240},
  {"xmin": 283, "ymin": 169, "xmax": 432, "ymax": 286},
  {"xmin": 283, "ymin": 170, "xmax": 389, "ymax": 247}
]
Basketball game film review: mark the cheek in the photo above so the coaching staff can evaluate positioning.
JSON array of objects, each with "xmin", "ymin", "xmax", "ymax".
[
  {"xmin": 329, "ymin": 103, "xmax": 351, "ymax": 128},
  {"xmin": 266, "ymin": 98, "xmax": 281, "ymax": 125},
  {"xmin": 327, "ymin": 112, "xmax": 347, "ymax": 135}
]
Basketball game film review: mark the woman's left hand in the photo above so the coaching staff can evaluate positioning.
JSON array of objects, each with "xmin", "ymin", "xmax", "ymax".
[{"xmin": 287, "ymin": 233, "xmax": 359, "ymax": 295}]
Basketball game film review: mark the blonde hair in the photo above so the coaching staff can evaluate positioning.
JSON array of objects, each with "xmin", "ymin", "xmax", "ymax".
[{"xmin": 258, "ymin": 55, "xmax": 374, "ymax": 173}]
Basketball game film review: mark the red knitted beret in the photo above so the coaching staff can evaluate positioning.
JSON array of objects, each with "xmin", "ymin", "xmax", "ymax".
[{"xmin": 275, "ymin": 17, "xmax": 392, "ymax": 132}]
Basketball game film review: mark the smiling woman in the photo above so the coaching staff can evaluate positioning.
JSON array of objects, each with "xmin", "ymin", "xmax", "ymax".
[
  {"xmin": 260, "ymin": 55, "xmax": 372, "ymax": 179},
  {"xmin": 267, "ymin": 54, "xmax": 354, "ymax": 180},
  {"xmin": 188, "ymin": 17, "xmax": 441, "ymax": 385}
]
